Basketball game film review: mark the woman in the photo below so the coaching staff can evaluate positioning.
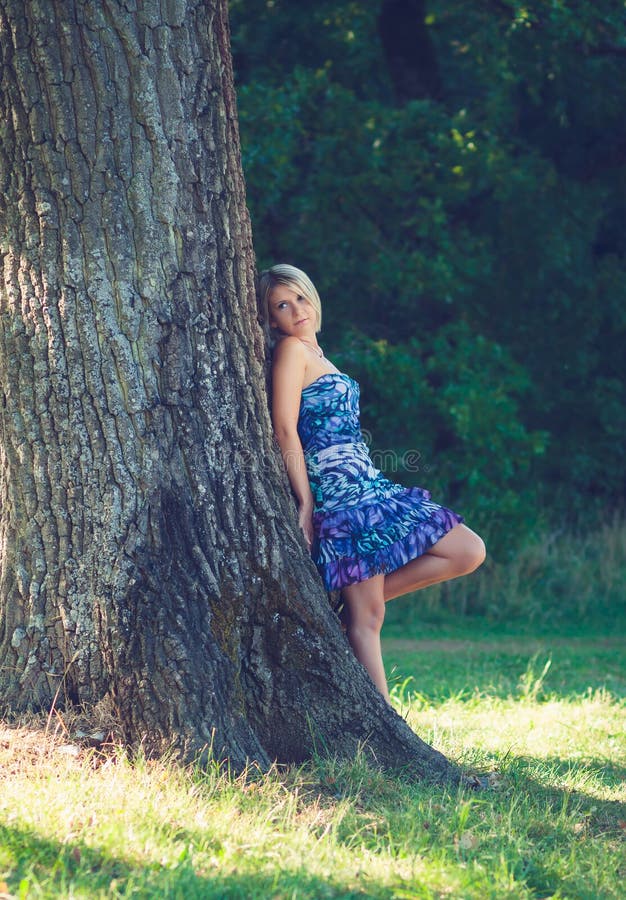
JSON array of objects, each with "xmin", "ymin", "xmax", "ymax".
[{"xmin": 260, "ymin": 264, "xmax": 485, "ymax": 702}]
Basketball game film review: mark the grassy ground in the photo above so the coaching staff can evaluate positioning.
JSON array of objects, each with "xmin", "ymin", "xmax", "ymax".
[{"xmin": 1, "ymin": 618, "xmax": 625, "ymax": 899}]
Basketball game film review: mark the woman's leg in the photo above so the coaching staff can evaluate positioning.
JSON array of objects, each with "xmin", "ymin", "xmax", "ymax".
[
  {"xmin": 383, "ymin": 524, "xmax": 485, "ymax": 602},
  {"xmin": 340, "ymin": 573, "xmax": 390, "ymax": 702}
]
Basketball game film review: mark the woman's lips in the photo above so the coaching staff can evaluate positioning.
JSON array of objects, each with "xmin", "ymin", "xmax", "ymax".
[{"xmin": 295, "ymin": 318, "xmax": 308, "ymax": 325}]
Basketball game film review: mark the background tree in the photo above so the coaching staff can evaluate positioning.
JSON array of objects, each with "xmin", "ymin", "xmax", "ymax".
[
  {"xmin": 0, "ymin": 0, "xmax": 464, "ymax": 781},
  {"xmin": 231, "ymin": 0, "xmax": 626, "ymax": 584}
]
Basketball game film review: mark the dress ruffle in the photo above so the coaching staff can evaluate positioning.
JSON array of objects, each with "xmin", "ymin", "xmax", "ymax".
[
  {"xmin": 312, "ymin": 487, "xmax": 462, "ymax": 591},
  {"xmin": 298, "ymin": 373, "xmax": 462, "ymax": 591}
]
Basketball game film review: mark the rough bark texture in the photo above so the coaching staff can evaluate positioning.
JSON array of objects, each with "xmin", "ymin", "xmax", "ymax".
[{"xmin": 0, "ymin": 0, "xmax": 460, "ymax": 782}]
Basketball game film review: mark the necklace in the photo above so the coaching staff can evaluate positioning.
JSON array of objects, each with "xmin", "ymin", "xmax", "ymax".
[{"xmin": 299, "ymin": 339, "xmax": 324, "ymax": 358}]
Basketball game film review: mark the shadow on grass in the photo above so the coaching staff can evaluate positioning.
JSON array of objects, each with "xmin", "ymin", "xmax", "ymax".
[
  {"xmin": 2, "ymin": 749, "xmax": 623, "ymax": 899},
  {"xmin": 296, "ymin": 752, "xmax": 626, "ymax": 898},
  {"xmin": 0, "ymin": 820, "xmax": 377, "ymax": 900},
  {"xmin": 497, "ymin": 756, "xmax": 626, "ymax": 897},
  {"xmin": 516, "ymin": 753, "xmax": 626, "ymax": 787},
  {"xmin": 383, "ymin": 633, "xmax": 626, "ymax": 703},
  {"xmin": 502, "ymin": 754, "xmax": 626, "ymax": 820}
]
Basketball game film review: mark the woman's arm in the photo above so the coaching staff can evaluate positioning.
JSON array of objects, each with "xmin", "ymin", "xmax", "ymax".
[{"xmin": 271, "ymin": 337, "xmax": 314, "ymax": 546}]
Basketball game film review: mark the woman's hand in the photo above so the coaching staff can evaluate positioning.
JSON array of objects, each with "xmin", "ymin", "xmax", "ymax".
[{"xmin": 298, "ymin": 499, "xmax": 314, "ymax": 551}]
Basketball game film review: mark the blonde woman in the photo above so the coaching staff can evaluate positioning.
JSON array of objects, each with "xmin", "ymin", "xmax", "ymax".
[{"xmin": 260, "ymin": 264, "xmax": 485, "ymax": 702}]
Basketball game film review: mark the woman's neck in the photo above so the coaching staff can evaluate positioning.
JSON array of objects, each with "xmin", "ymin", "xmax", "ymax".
[{"xmin": 299, "ymin": 337, "xmax": 323, "ymax": 358}]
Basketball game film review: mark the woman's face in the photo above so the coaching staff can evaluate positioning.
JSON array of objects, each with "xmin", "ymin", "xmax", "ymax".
[{"xmin": 268, "ymin": 284, "xmax": 316, "ymax": 335}]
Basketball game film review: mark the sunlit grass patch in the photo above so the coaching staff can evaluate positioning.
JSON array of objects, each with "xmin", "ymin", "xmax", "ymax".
[{"xmin": 1, "ymin": 628, "xmax": 625, "ymax": 898}]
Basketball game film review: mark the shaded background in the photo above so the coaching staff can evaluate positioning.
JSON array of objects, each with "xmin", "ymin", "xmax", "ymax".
[{"xmin": 230, "ymin": 0, "xmax": 625, "ymax": 615}]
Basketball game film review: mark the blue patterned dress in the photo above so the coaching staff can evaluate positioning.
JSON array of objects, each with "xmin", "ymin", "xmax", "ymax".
[{"xmin": 297, "ymin": 372, "xmax": 463, "ymax": 591}]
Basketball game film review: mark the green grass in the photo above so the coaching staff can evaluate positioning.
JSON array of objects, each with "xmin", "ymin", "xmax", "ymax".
[
  {"xmin": 1, "ymin": 621, "xmax": 625, "ymax": 899},
  {"xmin": 383, "ymin": 623, "xmax": 626, "ymax": 702}
]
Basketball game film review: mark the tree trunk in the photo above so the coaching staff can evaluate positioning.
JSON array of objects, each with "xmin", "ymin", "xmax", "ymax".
[
  {"xmin": 378, "ymin": 0, "xmax": 443, "ymax": 102},
  {"xmin": 0, "ymin": 0, "xmax": 459, "ymax": 782}
]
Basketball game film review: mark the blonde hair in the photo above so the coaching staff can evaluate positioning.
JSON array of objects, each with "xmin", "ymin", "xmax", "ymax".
[{"xmin": 259, "ymin": 264, "xmax": 322, "ymax": 333}]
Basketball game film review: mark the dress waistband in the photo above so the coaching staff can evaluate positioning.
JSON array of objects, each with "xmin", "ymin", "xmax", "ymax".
[
  {"xmin": 304, "ymin": 439, "xmax": 368, "ymax": 464},
  {"xmin": 304, "ymin": 440, "xmax": 382, "ymax": 512}
]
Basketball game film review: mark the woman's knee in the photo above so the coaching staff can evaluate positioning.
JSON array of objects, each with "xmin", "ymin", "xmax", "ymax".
[
  {"xmin": 456, "ymin": 532, "xmax": 486, "ymax": 575},
  {"xmin": 349, "ymin": 601, "xmax": 385, "ymax": 632},
  {"xmin": 342, "ymin": 589, "xmax": 386, "ymax": 632}
]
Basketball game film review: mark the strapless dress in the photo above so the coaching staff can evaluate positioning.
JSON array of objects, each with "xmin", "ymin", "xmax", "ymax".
[{"xmin": 297, "ymin": 372, "xmax": 463, "ymax": 591}]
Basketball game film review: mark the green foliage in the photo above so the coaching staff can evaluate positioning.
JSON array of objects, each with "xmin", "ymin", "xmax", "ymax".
[
  {"xmin": 231, "ymin": 1, "xmax": 626, "ymax": 551},
  {"xmin": 384, "ymin": 515, "xmax": 626, "ymax": 624},
  {"xmin": 332, "ymin": 326, "xmax": 547, "ymax": 558}
]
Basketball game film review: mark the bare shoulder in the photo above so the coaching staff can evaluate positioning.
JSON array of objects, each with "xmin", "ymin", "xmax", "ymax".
[
  {"xmin": 272, "ymin": 335, "xmax": 306, "ymax": 364},
  {"xmin": 272, "ymin": 336, "xmax": 306, "ymax": 377},
  {"xmin": 271, "ymin": 337, "xmax": 306, "ymax": 432}
]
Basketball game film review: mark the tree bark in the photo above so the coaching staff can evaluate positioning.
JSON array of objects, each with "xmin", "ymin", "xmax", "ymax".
[{"xmin": 0, "ymin": 0, "xmax": 460, "ymax": 782}]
